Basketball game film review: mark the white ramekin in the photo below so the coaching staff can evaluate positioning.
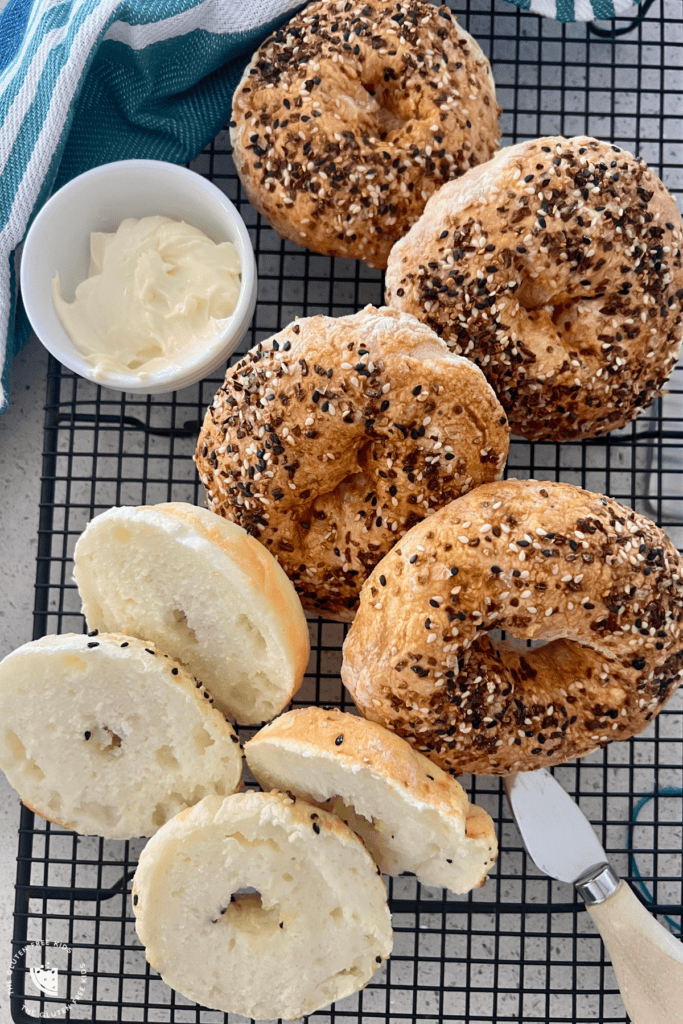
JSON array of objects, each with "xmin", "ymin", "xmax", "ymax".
[{"xmin": 20, "ymin": 159, "xmax": 257, "ymax": 395}]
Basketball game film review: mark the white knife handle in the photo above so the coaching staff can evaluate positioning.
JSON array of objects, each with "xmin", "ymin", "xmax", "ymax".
[{"xmin": 584, "ymin": 878, "xmax": 683, "ymax": 1024}]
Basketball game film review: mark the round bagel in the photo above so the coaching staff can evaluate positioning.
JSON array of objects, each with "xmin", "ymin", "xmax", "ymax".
[
  {"xmin": 246, "ymin": 706, "xmax": 498, "ymax": 894},
  {"xmin": 73, "ymin": 502, "xmax": 309, "ymax": 724},
  {"xmin": 132, "ymin": 791, "xmax": 393, "ymax": 1020},
  {"xmin": 0, "ymin": 633, "xmax": 242, "ymax": 838},
  {"xmin": 230, "ymin": 0, "xmax": 500, "ymax": 269},
  {"xmin": 385, "ymin": 136, "xmax": 683, "ymax": 440},
  {"xmin": 195, "ymin": 306, "xmax": 509, "ymax": 621},
  {"xmin": 342, "ymin": 480, "xmax": 683, "ymax": 775}
]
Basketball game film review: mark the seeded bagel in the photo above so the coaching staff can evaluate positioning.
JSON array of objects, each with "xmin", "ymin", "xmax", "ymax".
[
  {"xmin": 230, "ymin": 0, "xmax": 500, "ymax": 268},
  {"xmin": 132, "ymin": 791, "xmax": 393, "ymax": 1020},
  {"xmin": 0, "ymin": 633, "xmax": 242, "ymax": 838},
  {"xmin": 386, "ymin": 136, "xmax": 683, "ymax": 440},
  {"xmin": 342, "ymin": 479, "xmax": 683, "ymax": 775},
  {"xmin": 195, "ymin": 306, "xmax": 509, "ymax": 620},
  {"xmin": 246, "ymin": 706, "xmax": 497, "ymax": 893}
]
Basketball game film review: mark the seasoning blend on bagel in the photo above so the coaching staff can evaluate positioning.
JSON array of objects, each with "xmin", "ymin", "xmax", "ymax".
[
  {"xmin": 342, "ymin": 480, "xmax": 683, "ymax": 775},
  {"xmin": 386, "ymin": 136, "xmax": 683, "ymax": 440},
  {"xmin": 195, "ymin": 306, "xmax": 509, "ymax": 621},
  {"xmin": 230, "ymin": 0, "xmax": 500, "ymax": 269}
]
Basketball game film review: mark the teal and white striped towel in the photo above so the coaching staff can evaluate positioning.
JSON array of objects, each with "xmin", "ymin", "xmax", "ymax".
[
  {"xmin": 0, "ymin": 0, "xmax": 304, "ymax": 413},
  {"xmin": 0, "ymin": 0, "xmax": 643, "ymax": 412},
  {"xmin": 510, "ymin": 0, "xmax": 641, "ymax": 20}
]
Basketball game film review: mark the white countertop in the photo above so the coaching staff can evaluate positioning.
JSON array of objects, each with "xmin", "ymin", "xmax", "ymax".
[{"xmin": 0, "ymin": 338, "xmax": 50, "ymax": 1014}]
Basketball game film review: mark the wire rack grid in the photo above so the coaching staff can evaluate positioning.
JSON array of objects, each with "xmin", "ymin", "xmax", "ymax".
[{"xmin": 8, "ymin": 0, "xmax": 683, "ymax": 1021}]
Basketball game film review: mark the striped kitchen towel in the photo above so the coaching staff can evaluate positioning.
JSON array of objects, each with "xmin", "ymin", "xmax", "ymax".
[
  {"xmin": 507, "ymin": 0, "xmax": 641, "ymax": 20},
  {"xmin": 0, "ymin": 0, "xmax": 645, "ymax": 411},
  {"xmin": 0, "ymin": 0, "xmax": 305, "ymax": 413}
]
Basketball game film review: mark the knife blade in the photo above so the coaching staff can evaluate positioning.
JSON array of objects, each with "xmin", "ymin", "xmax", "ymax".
[
  {"xmin": 504, "ymin": 769, "xmax": 683, "ymax": 1024},
  {"xmin": 503, "ymin": 768, "xmax": 606, "ymax": 883}
]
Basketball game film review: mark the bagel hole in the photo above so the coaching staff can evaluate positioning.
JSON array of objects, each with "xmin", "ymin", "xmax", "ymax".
[
  {"xmin": 359, "ymin": 81, "xmax": 407, "ymax": 134},
  {"xmin": 170, "ymin": 607, "xmax": 198, "ymax": 646},
  {"xmin": 83, "ymin": 725, "xmax": 123, "ymax": 757},
  {"xmin": 220, "ymin": 888, "xmax": 281, "ymax": 933}
]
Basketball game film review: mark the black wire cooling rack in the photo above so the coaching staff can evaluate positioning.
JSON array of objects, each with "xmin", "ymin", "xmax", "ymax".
[{"xmin": 8, "ymin": 1, "xmax": 683, "ymax": 1021}]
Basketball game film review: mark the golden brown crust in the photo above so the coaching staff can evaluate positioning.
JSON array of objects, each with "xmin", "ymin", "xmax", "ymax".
[
  {"xmin": 386, "ymin": 136, "xmax": 683, "ymax": 440},
  {"xmin": 195, "ymin": 306, "xmax": 509, "ymax": 620},
  {"xmin": 342, "ymin": 480, "xmax": 683, "ymax": 774},
  {"xmin": 248, "ymin": 706, "xmax": 470, "ymax": 814},
  {"xmin": 230, "ymin": 0, "xmax": 500, "ymax": 269}
]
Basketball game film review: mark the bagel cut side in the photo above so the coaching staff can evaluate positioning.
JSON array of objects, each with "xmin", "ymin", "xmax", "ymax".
[
  {"xmin": 132, "ymin": 791, "xmax": 393, "ymax": 1020},
  {"xmin": 0, "ymin": 633, "xmax": 242, "ymax": 838},
  {"xmin": 230, "ymin": 0, "xmax": 500, "ymax": 268},
  {"xmin": 246, "ymin": 707, "xmax": 497, "ymax": 893},
  {"xmin": 342, "ymin": 480, "xmax": 683, "ymax": 775},
  {"xmin": 195, "ymin": 305, "xmax": 509, "ymax": 621},
  {"xmin": 386, "ymin": 136, "xmax": 683, "ymax": 441},
  {"xmin": 73, "ymin": 502, "xmax": 310, "ymax": 724}
]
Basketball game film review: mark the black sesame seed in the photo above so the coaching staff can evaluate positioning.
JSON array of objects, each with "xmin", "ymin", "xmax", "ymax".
[
  {"xmin": 450, "ymin": 567, "xmax": 459, "ymax": 576},
  {"xmin": 120, "ymin": 642, "xmax": 129, "ymax": 648},
  {"xmin": 171, "ymin": 667, "xmax": 179, "ymax": 676},
  {"xmin": 84, "ymin": 731, "xmax": 91, "ymax": 740},
  {"xmin": 379, "ymin": 575, "xmax": 386, "ymax": 586},
  {"xmin": 133, "ymin": 895, "xmax": 138, "ymax": 906},
  {"xmin": 87, "ymin": 641, "xmax": 99, "ymax": 648},
  {"xmin": 87, "ymin": 629, "xmax": 99, "ymax": 637},
  {"xmin": 145, "ymin": 648, "xmax": 156, "ymax": 655},
  {"xmin": 491, "ymin": 566, "xmax": 502, "ymax": 574},
  {"xmin": 312, "ymin": 822, "xmax": 321, "ymax": 834},
  {"xmin": 335, "ymin": 734, "xmax": 344, "ymax": 746}
]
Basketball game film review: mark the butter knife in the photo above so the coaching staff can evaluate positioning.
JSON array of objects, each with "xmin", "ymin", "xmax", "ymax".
[{"xmin": 504, "ymin": 769, "xmax": 683, "ymax": 1024}]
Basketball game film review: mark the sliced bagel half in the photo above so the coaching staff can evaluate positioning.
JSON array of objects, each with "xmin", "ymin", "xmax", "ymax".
[{"xmin": 246, "ymin": 706, "xmax": 497, "ymax": 893}]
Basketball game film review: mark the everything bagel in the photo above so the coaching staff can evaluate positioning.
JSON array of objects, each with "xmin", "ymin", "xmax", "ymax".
[
  {"xmin": 230, "ymin": 0, "xmax": 500, "ymax": 269},
  {"xmin": 386, "ymin": 136, "xmax": 683, "ymax": 440},
  {"xmin": 195, "ymin": 306, "xmax": 509, "ymax": 621},
  {"xmin": 342, "ymin": 480, "xmax": 683, "ymax": 774}
]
